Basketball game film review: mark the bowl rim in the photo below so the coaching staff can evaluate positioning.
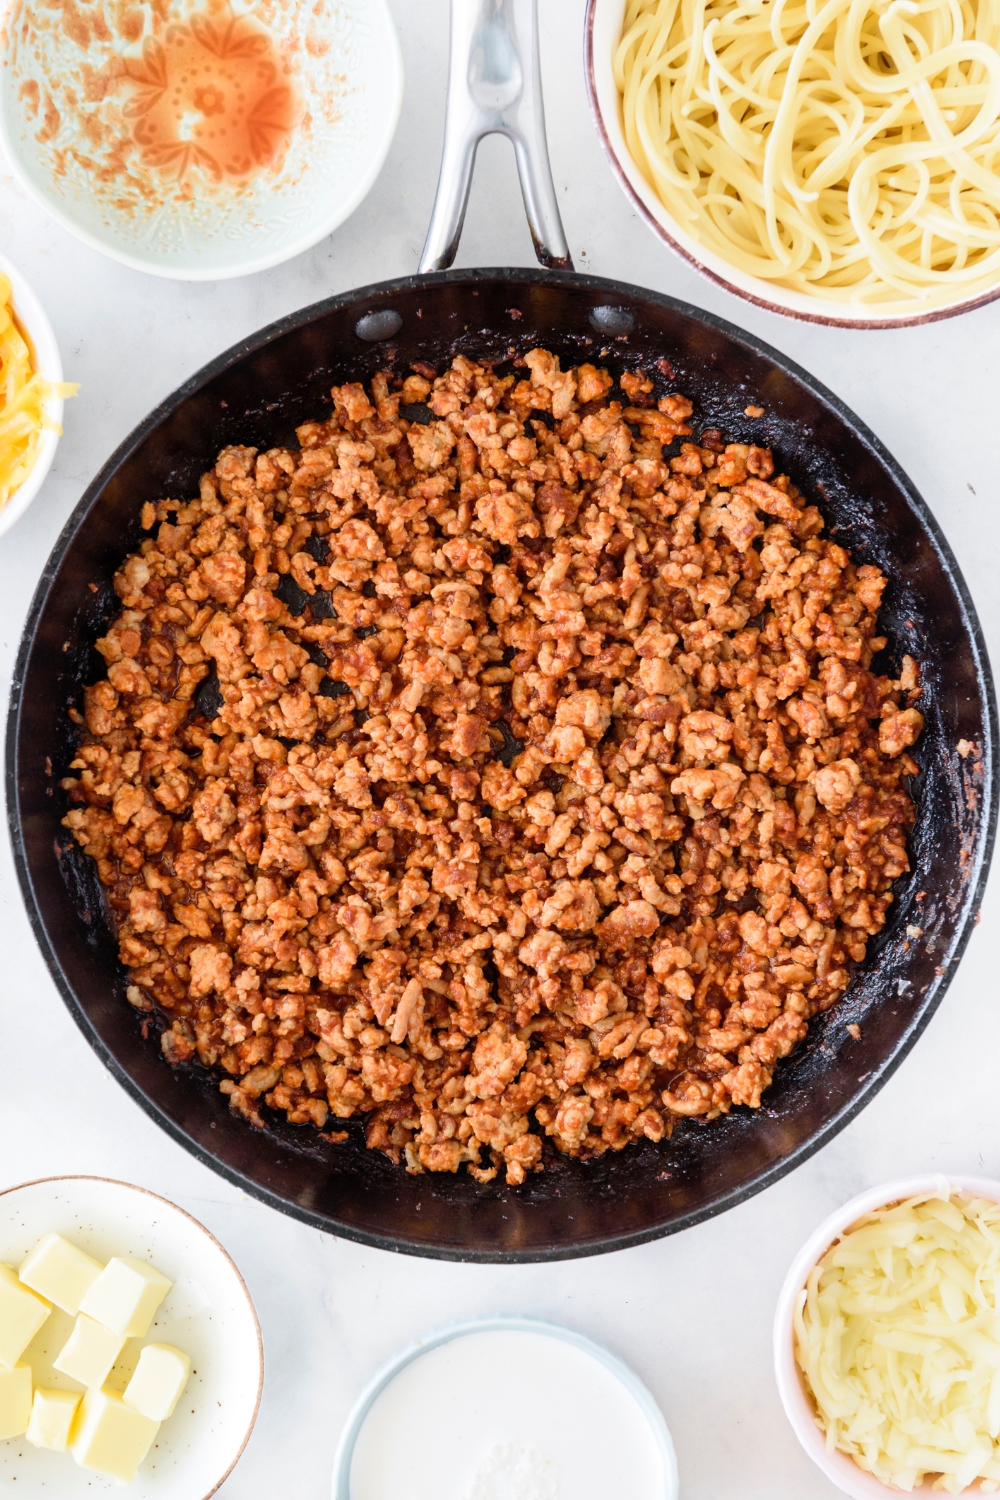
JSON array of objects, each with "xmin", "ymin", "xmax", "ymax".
[
  {"xmin": 583, "ymin": 0, "xmax": 1000, "ymax": 331},
  {"xmin": 773, "ymin": 1173, "xmax": 1000, "ymax": 1499},
  {"xmin": 0, "ymin": 249, "xmax": 64, "ymax": 539},
  {"xmin": 0, "ymin": 1172, "xmax": 264, "ymax": 1500},
  {"xmin": 0, "ymin": 0, "xmax": 404, "ymax": 283},
  {"xmin": 329, "ymin": 1313, "xmax": 680, "ymax": 1500},
  {"xmin": 6, "ymin": 266, "xmax": 998, "ymax": 1262}
]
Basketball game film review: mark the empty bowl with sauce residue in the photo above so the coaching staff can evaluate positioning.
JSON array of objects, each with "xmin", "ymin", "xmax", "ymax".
[{"xmin": 0, "ymin": 0, "xmax": 403, "ymax": 279}]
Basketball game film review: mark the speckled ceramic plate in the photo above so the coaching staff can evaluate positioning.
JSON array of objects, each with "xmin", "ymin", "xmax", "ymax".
[
  {"xmin": 0, "ymin": 0, "xmax": 403, "ymax": 279},
  {"xmin": 0, "ymin": 1176, "xmax": 262, "ymax": 1498}
]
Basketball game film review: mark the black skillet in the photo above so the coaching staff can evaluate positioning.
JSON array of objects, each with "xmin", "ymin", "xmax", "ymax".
[{"xmin": 6, "ymin": 0, "xmax": 997, "ymax": 1262}]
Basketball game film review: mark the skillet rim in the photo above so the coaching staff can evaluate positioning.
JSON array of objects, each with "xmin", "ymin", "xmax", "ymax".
[{"xmin": 7, "ymin": 266, "xmax": 998, "ymax": 1261}]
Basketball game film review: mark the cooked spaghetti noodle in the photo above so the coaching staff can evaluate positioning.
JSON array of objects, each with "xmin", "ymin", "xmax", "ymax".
[
  {"xmin": 0, "ymin": 274, "xmax": 76, "ymax": 509},
  {"xmin": 614, "ymin": 0, "xmax": 1000, "ymax": 307}
]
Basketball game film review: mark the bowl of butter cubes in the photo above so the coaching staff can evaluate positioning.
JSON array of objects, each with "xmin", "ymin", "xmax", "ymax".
[{"xmin": 0, "ymin": 1176, "xmax": 261, "ymax": 1494}]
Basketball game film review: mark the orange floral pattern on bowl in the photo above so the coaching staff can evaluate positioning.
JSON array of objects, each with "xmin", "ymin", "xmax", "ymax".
[{"xmin": 123, "ymin": 12, "xmax": 298, "ymax": 183}]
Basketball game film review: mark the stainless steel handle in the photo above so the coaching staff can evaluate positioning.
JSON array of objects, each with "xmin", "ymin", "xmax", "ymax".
[{"xmin": 419, "ymin": 0, "xmax": 574, "ymax": 274}]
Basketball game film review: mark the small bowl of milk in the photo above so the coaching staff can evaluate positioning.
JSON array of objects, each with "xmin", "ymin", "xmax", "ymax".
[{"xmin": 333, "ymin": 1315, "xmax": 679, "ymax": 1500}]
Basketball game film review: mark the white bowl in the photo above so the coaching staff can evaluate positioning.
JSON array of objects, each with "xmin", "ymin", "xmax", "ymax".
[
  {"xmin": 0, "ymin": 250, "xmax": 64, "ymax": 540},
  {"xmin": 0, "ymin": 1175, "xmax": 262, "ymax": 1499},
  {"xmin": 0, "ymin": 0, "xmax": 403, "ymax": 281},
  {"xmin": 584, "ymin": 0, "xmax": 1000, "ymax": 329},
  {"xmin": 773, "ymin": 1174, "xmax": 1000, "ymax": 1498},
  {"xmin": 331, "ymin": 1315, "xmax": 680, "ymax": 1500}
]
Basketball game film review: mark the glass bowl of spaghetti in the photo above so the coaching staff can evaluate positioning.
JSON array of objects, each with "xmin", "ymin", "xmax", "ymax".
[
  {"xmin": 0, "ymin": 251, "xmax": 73, "ymax": 540},
  {"xmin": 585, "ymin": 0, "xmax": 1000, "ymax": 328}
]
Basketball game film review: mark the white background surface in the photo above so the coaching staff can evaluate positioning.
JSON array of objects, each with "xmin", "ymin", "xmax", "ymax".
[{"xmin": 1, "ymin": 2, "xmax": 998, "ymax": 1497}]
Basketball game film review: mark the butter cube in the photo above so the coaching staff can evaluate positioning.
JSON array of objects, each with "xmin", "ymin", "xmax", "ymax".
[
  {"xmin": 19, "ymin": 1234, "xmax": 102, "ymax": 1315},
  {"xmin": 124, "ymin": 1343, "xmax": 191, "ymax": 1421},
  {"xmin": 71, "ymin": 1387, "xmax": 159, "ymax": 1484},
  {"xmin": 0, "ymin": 1363, "xmax": 32, "ymax": 1441},
  {"xmin": 80, "ymin": 1257, "xmax": 172, "ymax": 1338},
  {"xmin": 26, "ymin": 1386, "xmax": 81, "ymax": 1450},
  {"xmin": 53, "ymin": 1314, "xmax": 126, "ymax": 1389},
  {"xmin": 0, "ymin": 1263, "xmax": 50, "ymax": 1368}
]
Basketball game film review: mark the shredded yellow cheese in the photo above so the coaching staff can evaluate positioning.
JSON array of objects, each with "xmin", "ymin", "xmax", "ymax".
[
  {"xmin": 796, "ymin": 1191, "xmax": 1000, "ymax": 1493},
  {"xmin": 0, "ymin": 273, "xmax": 77, "ymax": 510}
]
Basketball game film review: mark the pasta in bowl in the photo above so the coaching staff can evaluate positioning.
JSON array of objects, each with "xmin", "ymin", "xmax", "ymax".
[
  {"xmin": 586, "ymin": 0, "xmax": 1000, "ymax": 327},
  {"xmin": 0, "ymin": 252, "xmax": 74, "ymax": 538}
]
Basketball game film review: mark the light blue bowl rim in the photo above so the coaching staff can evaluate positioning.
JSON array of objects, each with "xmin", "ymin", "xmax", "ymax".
[{"xmin": 331, "ymin": 1312, "xmax": 680, "ymax": 1500}]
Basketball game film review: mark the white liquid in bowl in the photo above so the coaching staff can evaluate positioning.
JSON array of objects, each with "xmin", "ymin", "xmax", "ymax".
[{"xmin": 349, "ymin": 1329, "xmax": 666, "ymax": 1500}]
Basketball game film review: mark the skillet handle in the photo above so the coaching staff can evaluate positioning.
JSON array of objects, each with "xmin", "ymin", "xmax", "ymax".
[{"xmin": 418, "ymin": 0, "xmax": 574, "ymax": 274}]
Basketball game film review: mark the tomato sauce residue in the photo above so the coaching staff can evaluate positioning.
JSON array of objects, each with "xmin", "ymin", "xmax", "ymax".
[{"xmin": 122, "ymin": 10, "xmax": 297, "ymax": 183}]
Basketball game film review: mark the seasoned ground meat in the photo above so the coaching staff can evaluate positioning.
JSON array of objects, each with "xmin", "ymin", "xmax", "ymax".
[{"xmin": 61, "ymin": 350, "xmax": 923, "ymax": 1185}]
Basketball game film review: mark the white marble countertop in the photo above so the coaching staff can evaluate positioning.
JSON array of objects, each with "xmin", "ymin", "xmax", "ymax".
[{"xmin": 1, "ymin": 2, "xmax": 998, "ymax": 1496}]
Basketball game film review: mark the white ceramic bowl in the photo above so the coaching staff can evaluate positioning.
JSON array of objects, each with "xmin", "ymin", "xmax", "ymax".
[
  {"xmin": 585, "ymin": 0, "xmax": 1000, "ymax": 329},
  {"xmin": 0, "ymin": 250, "xmax": 64, "ymax": 540},
  {"xmin": 331, "ymin": 1315, "xmax": 680, "ymax": 1500},
  {"xmin": 0, "ymin": 0, "xmax": 403, "ymax": 280},
  {"xmin": 0, "ymin": 1175, "xmax": 262, "ymax": 1499},
  {"xmin": 774, "ymin": 1174, "xmax": 1000, "ymax": 1499}
]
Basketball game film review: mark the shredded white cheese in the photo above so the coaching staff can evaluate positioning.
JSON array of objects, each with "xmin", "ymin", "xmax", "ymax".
[{"xmin": 796, "ymin": 1192, "xmax": 1000, "ymax": 1492}]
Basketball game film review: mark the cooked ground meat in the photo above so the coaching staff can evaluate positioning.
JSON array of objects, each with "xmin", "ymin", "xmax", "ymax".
[{"xmin": 61, "ymin": 350, "xmax": 923, "ymax": 1186}]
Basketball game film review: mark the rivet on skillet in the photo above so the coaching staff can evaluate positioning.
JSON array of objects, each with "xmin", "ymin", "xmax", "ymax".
[
  {"xmin": 355, "ymin": 310, "xmax": 403, "ymax": 342},
  {"xmin": 589, "ymin": 305, "xmax": 635, "ymax": 336}
]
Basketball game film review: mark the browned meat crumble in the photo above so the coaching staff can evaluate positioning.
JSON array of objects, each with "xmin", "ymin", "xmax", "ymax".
[{"xmin": 61, "ymin": 350, "xmax": 923, "ymax": 1185}]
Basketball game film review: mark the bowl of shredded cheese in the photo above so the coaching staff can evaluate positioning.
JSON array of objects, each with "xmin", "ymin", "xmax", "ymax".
[
  {"xmin": 0, "ymin": 251, "xmax": 74, "ymax": 539},
  {"xmin": 775, "ymin": 1176, "xmax": 1000, "ymax": 1496},
  {"xmin": 586, "ymin": 0, "xmax": 1000, "ymax": 328}
]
